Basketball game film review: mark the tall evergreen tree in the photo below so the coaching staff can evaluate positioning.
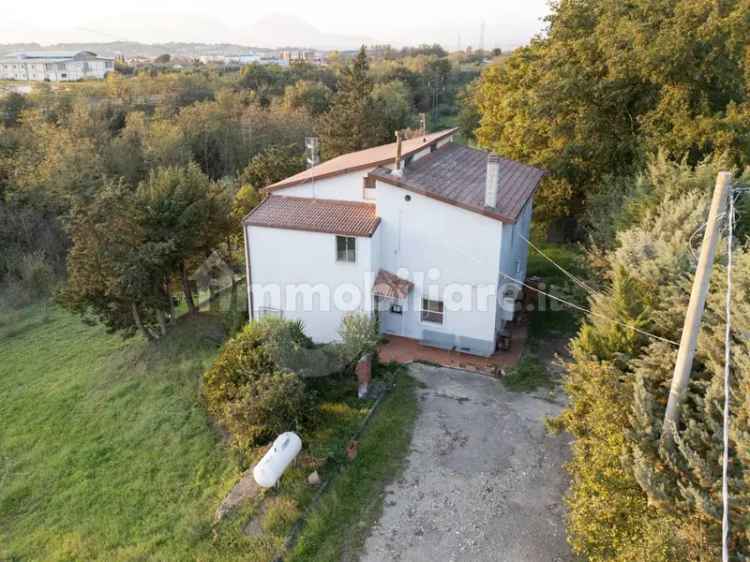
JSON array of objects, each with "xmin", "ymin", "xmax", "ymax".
[
  {"xmin": 317, "ymin": 46, "xmax": 390, "ymax": 159},
  {"xmin": 137, "ymin": 163, "xmax": 232, "ymax": 315},
  {"xmin": 555, "ymin": 155, "xmax": 750, "ymax": 559}
]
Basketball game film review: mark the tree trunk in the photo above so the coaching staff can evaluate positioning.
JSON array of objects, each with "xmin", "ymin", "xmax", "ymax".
[
  {"xmin": 132, "ymin": 303, "xmax": 158, "ymax": 342},
  {"xmin": 169, "ymin": 292, "xmax": 176, "ymax": 323},
  {"xmin": 156, "ymin": 309, "xmax": 167, "ymax": 336},
  {"xmin": 180, "ymin": 262, "xmax": 197, "ymax": 315},
  {"xmin": 230, "ymin": 274, "xmax": 238, "ymax": 314},
  {"xmin": 165, "ymin": 277, "xmax": 176, "ymax": 324}
]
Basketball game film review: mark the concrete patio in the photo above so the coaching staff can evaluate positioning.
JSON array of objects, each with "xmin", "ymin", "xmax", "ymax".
[{"xmin": 378, "ymin": 324, "xmax": 526, "ymax": 376}]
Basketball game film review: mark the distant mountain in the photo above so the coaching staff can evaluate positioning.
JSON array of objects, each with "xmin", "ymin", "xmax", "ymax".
[
  {"xmin": 0, "ymin": 41, "xmax": 274, "ymax": 59},
  {"xmin": 0, "ymin": 13, "xmax": 376, "ymax": 54},
  {"xmin": 242, "ymin": 13, "xmax": 374, "ymax": 50}
]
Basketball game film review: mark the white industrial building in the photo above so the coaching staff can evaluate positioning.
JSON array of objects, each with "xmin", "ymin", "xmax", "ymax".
[{"xmin": 0, "ymin": 51, "xmax": 114, "ymax": 82}]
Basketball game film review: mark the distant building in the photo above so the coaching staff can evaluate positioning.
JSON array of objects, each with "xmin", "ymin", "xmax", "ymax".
[
  {"xmin": 280, "ymin": 50, "xmax": 324, "ymax": 65},
  {"xmin": 0, "ymin": 51, "xmax": 114, "ymax": 82},
  {"xmin": 224, "ymin": 53, "xmax": 261, "ymax": 65},
  {"xmin": 198, "ymin": 54, "xmax": 227, "ymax": 64}
]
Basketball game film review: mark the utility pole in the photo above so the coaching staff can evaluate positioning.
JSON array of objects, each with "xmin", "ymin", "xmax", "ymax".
[{"xmin": 661, "ymin": 171, "xmax": 732, "ymax": 445}]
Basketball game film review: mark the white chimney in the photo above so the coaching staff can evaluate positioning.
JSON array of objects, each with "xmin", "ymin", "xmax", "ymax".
[{"xmin": 485, "ymin": 154, "xmax": 500, "ymax": 208}]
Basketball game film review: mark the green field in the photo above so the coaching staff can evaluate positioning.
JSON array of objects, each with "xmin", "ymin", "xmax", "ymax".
[
  {"xmin": 0, "ymin": 304, "xmax": 238, "ymax": 561},
  {"xmin": 0, "ymin": 301, "xmax": 418, "ymax": 561}
]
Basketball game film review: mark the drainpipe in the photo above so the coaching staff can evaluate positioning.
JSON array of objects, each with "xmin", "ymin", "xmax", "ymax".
[{"xmin": 242, "ymin": 222, "xmax": 255, "ymax": 322}]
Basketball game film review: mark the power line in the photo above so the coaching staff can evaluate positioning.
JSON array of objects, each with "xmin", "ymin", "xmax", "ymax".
[
  {"xmin": 498, "ymin": 271, "xmax": 680, "ymax": 347},
  {"xmin": 420, "ymin": 217, "xmax": 679, "ymax": 347},
  {"xmin": 722, "ymin": 189, "xmax": 736, "ymax": 562},
  {"xmin": 520, "ymin": 234, "xmax": 602, "ymax": 297}
]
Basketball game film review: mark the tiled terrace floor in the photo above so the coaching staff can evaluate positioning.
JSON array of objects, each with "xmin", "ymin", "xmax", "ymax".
[{"xmin": 378, "ymin": 324, "xmax": 526, "ymax": 376}]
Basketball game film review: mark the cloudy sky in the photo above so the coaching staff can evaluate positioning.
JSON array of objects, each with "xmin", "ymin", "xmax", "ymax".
[{"xmin": 1, "ymin": 0, "xmax": 551, "ymax": 49}]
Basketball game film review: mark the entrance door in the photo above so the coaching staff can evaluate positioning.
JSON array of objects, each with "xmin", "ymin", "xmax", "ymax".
[{"xmin": 377, "ymin": 297, "xmax": 403, "ymax": 336}]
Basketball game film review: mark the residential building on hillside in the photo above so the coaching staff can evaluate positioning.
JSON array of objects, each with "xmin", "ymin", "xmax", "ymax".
[
  {"xmin": 0, "ymin": 51, "xmax": 114, "ymax": 81},
  {"xmin": 242, "ymin": 129, "xmax": 542, "ymax": 357}
]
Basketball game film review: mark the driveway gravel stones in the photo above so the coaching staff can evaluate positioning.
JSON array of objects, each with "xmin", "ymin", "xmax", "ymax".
[{"xmin": 359, "ymin": 363, "xmax": 573, "ymax": 562}]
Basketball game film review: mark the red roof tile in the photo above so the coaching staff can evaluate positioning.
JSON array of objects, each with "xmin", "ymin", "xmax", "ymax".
[
  {"xmin": 369, "ymin": 143, "xmax": 543, "ymax": 223},
  {"xmin": 372, "ymin": 269, "xmax": 414, "ymax": 300},
  {"xmin": 266, "ymin": 129, "xmax": 457, "ymax": 191},
  {"xmin": 244, "ymin": 195, "xmax": 381, "ymax": 237}
]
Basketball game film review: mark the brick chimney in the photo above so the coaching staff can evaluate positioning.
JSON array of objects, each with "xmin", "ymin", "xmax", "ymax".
[
  {"xmin": 394, "ymin": 130, "xmax": 403, "ymax": 176},
  {"xmin": 485, "ymin": 154, "xmax": 500, "ymax": 208}
]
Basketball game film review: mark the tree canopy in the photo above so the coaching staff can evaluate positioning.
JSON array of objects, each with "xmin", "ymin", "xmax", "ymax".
[{"xmin": 471, "ymin": 0, "xmax": 750, "ymax": 231}]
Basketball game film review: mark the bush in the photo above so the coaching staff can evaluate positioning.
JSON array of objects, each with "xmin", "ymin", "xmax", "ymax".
[
  {"xmin": 223, "ymin": 372, "xmax": 306, "ymax": 448},
  {"xmin": 19, "ymin": 251, "xmax": 54, "ymax": 300},
  {"xmin": 336, "ymin": 313, "xmax": 379, "ymax": 368},
  {"xmin": 202, "ymin": 318, "xmax": 309, "ymax": 448},
  {"xmin": 202, "ymin": 314, "xmax": 381, "ymax": 448}
]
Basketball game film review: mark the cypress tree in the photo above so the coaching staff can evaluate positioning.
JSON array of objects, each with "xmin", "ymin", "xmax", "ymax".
[{"xmin": 557, "ymin": 154, "xmax": 750, "ymax": 559}]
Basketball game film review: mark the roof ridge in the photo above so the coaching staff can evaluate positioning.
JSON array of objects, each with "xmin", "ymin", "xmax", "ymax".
[
  {"xmin": 265, "ymin": 128, "xmax": 457, "ymax": 191},
  {"xmin": 270, "ymin": 194, "xmax": 375, "ymax": 208}
]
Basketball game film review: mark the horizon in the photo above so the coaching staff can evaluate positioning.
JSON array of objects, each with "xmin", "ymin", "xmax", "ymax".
[{"xmin": 0, "ymin": 1, "xmax": 551, "ymax": 51}]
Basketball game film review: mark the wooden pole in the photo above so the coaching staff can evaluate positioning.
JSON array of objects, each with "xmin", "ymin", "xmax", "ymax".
[{"xmin": 661, "ymin": 171, "xmax": 732, "ymax": 444}]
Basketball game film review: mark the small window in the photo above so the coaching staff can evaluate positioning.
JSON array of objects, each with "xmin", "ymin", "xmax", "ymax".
[
  {"xmin": 421, "ymin": 298, "xmax": 444, "ymax": 324},
  {"xmin": 363, "ymin": 176, "xmax": 375, "ymax": 189},
  {"xmin": 336, "ymin": 236, "xmax": 356, "ymax": 263}
]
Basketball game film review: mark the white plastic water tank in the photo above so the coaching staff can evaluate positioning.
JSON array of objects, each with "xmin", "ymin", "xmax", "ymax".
[{"xmin": 252, "ymin": 432, "xmax": 302, "ymax": 488}]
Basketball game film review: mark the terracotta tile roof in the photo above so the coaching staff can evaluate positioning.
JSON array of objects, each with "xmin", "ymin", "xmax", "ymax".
[
  {"xmin": 369, "ymin": 143, "xmax": 544, "ymax": 223},
  {"xmin": 244, "ymin": 195, "xmax": 381, "ymax": 237},
  {"xmin": 372, "ymin": 269, "xmax": 414, "ymax": 300},
  {"xmin": 266, "ymin": 128, "xmax": 457, "ymax": 191}
]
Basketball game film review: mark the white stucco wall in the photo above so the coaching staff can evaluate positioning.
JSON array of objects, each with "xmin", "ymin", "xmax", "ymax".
[
  {"xmin": 274, "ymin": 171, "xmax": 368, "ymax": 201},
  {"xmin": 244, "ymin": 140, "xmax": 533, "ymax": 356},
  {"xmin": 373, "ymin": 180, "xmax": 503, "ymax": 355},
  {"xmin": 246, "ymin": 224, "xmax": 379, "ymax": 343},
  {"xmin": 495, "ymin": 197, "xmax": 533, "ymax": 333}
]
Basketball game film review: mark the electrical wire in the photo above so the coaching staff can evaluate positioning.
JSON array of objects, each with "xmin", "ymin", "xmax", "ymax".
[
  {"xmin": 722, "ymin": 190, "xmax": 736, "ymax": 562},
  {"xmin": 519, "ymin": 234, "xmax": 602, "ymax": 296},
  {"xmin": 498, "ymin": 271, "xmax": 680, "ymax": 346}
]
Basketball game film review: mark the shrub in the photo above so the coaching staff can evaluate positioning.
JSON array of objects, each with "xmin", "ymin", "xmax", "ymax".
[
  {"xmin": 223, "ymin": 372, "xmax": 306, "ymax": 448},
  {"xmin": 202, "ymin": 318, "xmax": 309, "ymax": 448},
  {"xmin": 19, "ymin": 251, "xmax": 54, "ymax": 300},
  {"xmin": 335, "ymin": 313, "xmax": 379, "ymax": 369}
]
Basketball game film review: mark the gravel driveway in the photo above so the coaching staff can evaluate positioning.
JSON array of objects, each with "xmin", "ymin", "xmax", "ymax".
[{"xmin": 359, "ymin": 363, "xmax": 573, "ymax": 562}]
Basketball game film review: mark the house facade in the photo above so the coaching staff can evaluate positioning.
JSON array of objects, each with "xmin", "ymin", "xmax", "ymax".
[
  {"xmin": 242, "ymin": 129, "xmax": 542, "ymax": 357},
  {"xmin": 0, "ymin": 51, "xmax": 114, "ymax": 82}
]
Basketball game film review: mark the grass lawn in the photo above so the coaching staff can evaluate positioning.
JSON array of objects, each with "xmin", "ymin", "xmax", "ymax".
[
  {"xmin": 0, "ymin": 297, "xmax": 419, "ymax": 561},
  {"xmin": 0, "ymin": 304, "xmax": 240, "ymax": 561}
]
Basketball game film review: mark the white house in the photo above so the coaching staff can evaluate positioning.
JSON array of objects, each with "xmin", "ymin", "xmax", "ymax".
[
  {"xmin": 0, "ymin": 51, "xmax": 114, "ymax": 82},
  {"xmin": 242, "ymin": 128, "xmax": 543, "ymax": 357}
]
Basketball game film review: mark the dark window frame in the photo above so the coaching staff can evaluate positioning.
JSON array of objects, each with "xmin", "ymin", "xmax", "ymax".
[
  {"xmin": 336, "ymin": 235, "xmax": 356, "ymax": 263},
  {"xmin": 421, "ymin": 298, "xmax": 444, "ymax": 324}
]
